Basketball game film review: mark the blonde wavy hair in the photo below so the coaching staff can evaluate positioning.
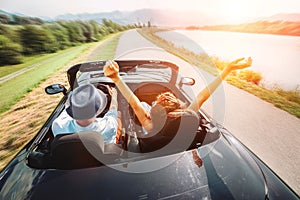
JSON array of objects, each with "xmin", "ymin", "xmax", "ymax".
[{"xmin": 155, "ymin": 92, "xmax": 181, "ymax": 113}]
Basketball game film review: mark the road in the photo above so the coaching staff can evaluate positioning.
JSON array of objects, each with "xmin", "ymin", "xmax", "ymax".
[{"xmin": 114, "ymin": 29, "xmax": 300, "ymax": 194}]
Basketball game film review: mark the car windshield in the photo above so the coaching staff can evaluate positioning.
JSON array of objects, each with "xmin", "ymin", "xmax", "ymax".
[{"xmin": 73, "ymin": 61, "xmax": 176, "ymax": 87}]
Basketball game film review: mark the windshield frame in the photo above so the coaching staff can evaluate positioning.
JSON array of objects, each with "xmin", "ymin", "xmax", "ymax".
[{"xmin": 67, "ymin": 60, "xmax": 179, "ymax": 90}]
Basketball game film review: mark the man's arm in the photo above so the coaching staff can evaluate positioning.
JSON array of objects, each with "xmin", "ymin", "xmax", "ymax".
[{"xmin": 109, "ymin": 87, "xmax": 118, "ymax": 110}]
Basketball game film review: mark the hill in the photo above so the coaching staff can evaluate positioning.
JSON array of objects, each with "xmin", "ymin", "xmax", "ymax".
[
  {"xmin": 1, "ymin": 9, "xmax": 300, "ymax": 34},
  {"xmin": 55, "ymin": 9, "xmax": 219, "ymax": 26},
  {"xmin": 55, "ymin": 9, "xmax": 300, "ymax": 27},
  {"xmin": 256, "ymin": 13, "xmax": 300, "ymax": 22},
  {"xmin": 0, "ymin": 9, "xmax": 27, "ymax": 19},
  {"xmin": 196, "ymin": 20, "xmax": 300, "ymax": 36}
]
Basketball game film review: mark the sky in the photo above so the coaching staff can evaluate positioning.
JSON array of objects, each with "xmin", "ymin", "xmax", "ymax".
[{"xmin": 1, "ymin": 0, "xmax": 300, "ymax": 23}]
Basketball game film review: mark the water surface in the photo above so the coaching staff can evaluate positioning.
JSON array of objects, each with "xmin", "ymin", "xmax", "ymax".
[{"xmin": 157, "ymin": 30, "xmax": 300, "ymax": 90}]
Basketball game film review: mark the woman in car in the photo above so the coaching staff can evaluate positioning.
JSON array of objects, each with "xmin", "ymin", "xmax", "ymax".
[{"xmin": 104, "ymin": 58, "xmax": 252, "ymax": 151}]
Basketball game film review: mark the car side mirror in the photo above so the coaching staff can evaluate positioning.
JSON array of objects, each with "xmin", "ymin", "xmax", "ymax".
[
  {"xmin": 45, "ymin": 84, "xmax": 67, "ymax": 95},
  {"xmin": 179, "ymin": 77, "xmax": 195, "ymax": 88}
]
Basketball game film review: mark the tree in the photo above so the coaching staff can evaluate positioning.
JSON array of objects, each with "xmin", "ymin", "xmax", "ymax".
[
  {"xmin": 19, "ymin": 25, "xmax": 58, "ymax": 54},
  {"xmin": 102, "ymin": 18, "xmax": 126, "ymax": 33},
  {"xmin": 0, "ymin": 24, "xmax": 21, "ymax": 43},
  {"xmin": 98, "ymin": 25, "xmax": 109, "ymax": 38},
  {"xmin": 78, "ymin": 21, "xmax": 96, "ymax": 42},
  {"xmin": 0, "ymin": 35, "xmax": 23, "ymax": 65},
  {"xmin": 0, "ymin": 14, "xmax": 11, "ymax": 24},
  {"xmin": 59, "ymin": 21, "xmax": 85, "ymax": 44},
  {"xmin": 43, "ymin": 23, "xmax": 70, "ymax": 50},
  {"xmin": 89, "ymin": 20, "xmax": 102, "ymax": 40},
  {"xmin": 11, "ymin": 15, "xmax": 43, "ymax": 25}
]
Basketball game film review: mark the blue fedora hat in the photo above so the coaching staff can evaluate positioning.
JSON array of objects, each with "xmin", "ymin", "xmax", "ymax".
[{"xmin": 66, "ymin": 84, "xmax": 107, "ymax": 120}]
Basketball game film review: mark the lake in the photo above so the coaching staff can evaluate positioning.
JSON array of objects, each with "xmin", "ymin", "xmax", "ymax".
[{"xmin": 156, "ymin": 30, "xmax": 300, "ymax": 90}]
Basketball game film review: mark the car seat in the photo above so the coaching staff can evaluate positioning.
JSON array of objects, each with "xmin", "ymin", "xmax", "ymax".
[{"xmin": 50, "ymin": 131, "xmax": 121, "ymax": 169}]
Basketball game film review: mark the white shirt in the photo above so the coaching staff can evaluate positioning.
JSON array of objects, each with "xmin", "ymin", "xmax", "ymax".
[{"xmin": 52, "ymin": 109, "xmax": 118, "ymax": 144}]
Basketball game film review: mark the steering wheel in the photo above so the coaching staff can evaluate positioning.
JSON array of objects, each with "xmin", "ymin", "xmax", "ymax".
[{"xmin": 96, "ymin": 83, "xmax": 112, "ymax": 118}]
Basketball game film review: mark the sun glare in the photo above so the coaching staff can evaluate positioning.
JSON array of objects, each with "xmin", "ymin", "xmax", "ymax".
[{"xmin": 219, "ymin": 1, "xmax": 250, "ymax": 23}]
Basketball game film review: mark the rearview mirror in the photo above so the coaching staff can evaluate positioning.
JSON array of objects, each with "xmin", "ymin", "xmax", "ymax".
[
  {"xmin": 45, "ymin": 84, "xmax": 67, "ymax": 95},
  {"xmin": 179, "ymin": 77, "xmax": 195, "ymax": 88}
]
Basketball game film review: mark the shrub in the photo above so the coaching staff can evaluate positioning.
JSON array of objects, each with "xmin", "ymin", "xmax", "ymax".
[
  {"xmin": 19, "ymin": 25, "xmax": 59, "ymax": 54},
  {"xmin": 212, "ymin": 57, "xmax": 226, "ymax": 70},
  {"xmin": 0, "ymin": 24, "xmax": 21, "ymax": 43},
  {"xmin": 43, "ymin": 23, "xmax": 71, "ymax": 50},
  {"xmin": 274, "ymin": 87, "xmax": 300, "ymax": 105},
  {"xmin": 0, "ymin": 35, "xmax": 23, "ymax": 65},
  {"xmin": 237, "ymin": 70, "xmax": 262, "ymax": 85}
]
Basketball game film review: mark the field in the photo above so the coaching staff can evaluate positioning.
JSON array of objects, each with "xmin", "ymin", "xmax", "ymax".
[{"xmin": 0, "ymin": 33, "xmax": 121, "ymax": 170}]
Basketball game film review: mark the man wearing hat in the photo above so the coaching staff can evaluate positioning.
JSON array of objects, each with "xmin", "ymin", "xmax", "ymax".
[{"xmin": 52, "ymin": 83, "xmax": 118, "ymax": 144}]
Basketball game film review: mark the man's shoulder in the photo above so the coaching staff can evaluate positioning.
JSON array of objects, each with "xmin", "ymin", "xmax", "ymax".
[
  {"xmin": 54, "ymin": 110, "xmax": 72, "ymax": 120},
  {"xmin": 103, "ymin": 109, "xmax": 118, "ymax": 118},
  {"xmin": 52, "ymin": 110, "xmax": 75, "ymax": 135}
]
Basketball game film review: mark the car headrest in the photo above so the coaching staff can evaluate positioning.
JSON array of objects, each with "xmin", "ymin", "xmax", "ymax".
[
  {"xmin": 50, "ymin": 131, "xmax": 119, "ymax": 169},
  {"xmin": 140, "ymin": 110, "xmax": 199, "ymax": 153}
]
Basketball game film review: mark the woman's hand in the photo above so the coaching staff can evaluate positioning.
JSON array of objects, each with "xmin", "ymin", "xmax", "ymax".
[
  {"xmin": 104, "ymin": 60, "xmax": 120, "ymax": 82},
  {"xmin": 227, "ymin": 57, "xmax": 252, "ymax": 71}
]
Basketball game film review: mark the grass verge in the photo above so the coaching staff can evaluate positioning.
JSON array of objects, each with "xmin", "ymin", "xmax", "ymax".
[
  {"xmin": 0, "ymin": 44, "xmax": 94, "ymax": 114},
  {"xmin": 86, "ymin": 33, "xmax": 121, "ymax": 61},
  {"xmin": 0, "ymin": 53, "xmax": 72, "ymax": 78},
  {"xmin": 0, "ymin": 33, "xmax": 122, "ymax": 170},
  {"xmin": 138, "ymin": 28, "xmax": 300, "ymax": 118}
]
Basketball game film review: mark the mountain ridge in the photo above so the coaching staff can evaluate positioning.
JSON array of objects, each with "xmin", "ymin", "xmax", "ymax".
[
  {"xmin": 1, "ymin": 9, "xmax": 300, "ymax": 26},
  {"xmin": 54, "ymin": 9, "xmax": 300, "ymax": 26}
]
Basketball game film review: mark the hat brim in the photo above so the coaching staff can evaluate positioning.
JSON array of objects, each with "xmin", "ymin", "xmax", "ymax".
[{"xmin": 66, "ymin": 89, "xmax": 107, "ymax": 120}]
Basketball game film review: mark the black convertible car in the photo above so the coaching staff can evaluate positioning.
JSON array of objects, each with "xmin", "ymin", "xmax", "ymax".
[{"xmin": 0, "ymin": 60, "xmax": 298, "ymax": 200}]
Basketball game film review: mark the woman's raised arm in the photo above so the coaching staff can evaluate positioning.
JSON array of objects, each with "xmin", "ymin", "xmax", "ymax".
[
  {"xmin": 104, "ymin": 61, "xmax": 154, "ymax": 132},
  {"xmin": 187, "ymin": 57, "xmax": 252, "ymax": 112}
]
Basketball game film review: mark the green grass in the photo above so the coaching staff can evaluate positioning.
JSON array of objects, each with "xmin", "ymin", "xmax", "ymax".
[
  {"xmin": 0, "ymin": 33, "xmax": 123, "ymax": 115},
  {"xmin": 0, "ymin": 53, "xmax": 67, "ymax": 78},
  {"xmin": 0, "ymin": 43, "xmax": 94, "ymax": 114},
  {"xmin": 227, "ymin": 76, "xmax": 300, "ymax": 118},
  {"xmin": 0, "ymin": 33, "xmax": 122, "ymax": 170},
  {"xmin": 138, "ymin": 27, "xmax": 300, "ymax": 118},
  {"xmin": 0, "ymin": 32, "xmax": 122, "ymax": 78},
  {"xmin": 86, "ymin": 32, "xmax": 122, "ymax": 61}
]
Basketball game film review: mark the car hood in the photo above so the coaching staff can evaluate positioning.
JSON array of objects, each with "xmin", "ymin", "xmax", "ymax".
[{"xmin": 0, "ymin": 132, "xmax": 268, "ymax": 200}]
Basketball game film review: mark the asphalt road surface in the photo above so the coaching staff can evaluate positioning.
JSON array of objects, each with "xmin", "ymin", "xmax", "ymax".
[{"xmin": 114, "ymin": 29, "xmax": 300, "ymax": 195}]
